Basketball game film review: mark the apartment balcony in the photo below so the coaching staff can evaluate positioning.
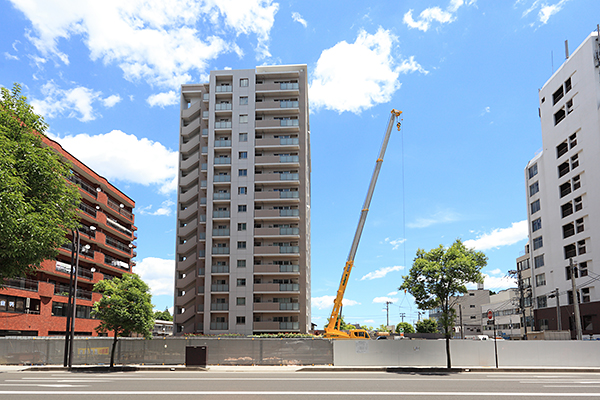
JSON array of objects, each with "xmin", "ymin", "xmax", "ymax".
[
  {"xmin": 215, "ymin": 121, "xmax": 232, "ymax": 129},
  {"xmin": 254, "ymin": 245, "xmax": 298, "ymax": 255},
  {"xmin": 255, "ymin": 155, "xmax": 299, "ymax": 165},
  {"xmin": 253, "ymin": 303, "xmax": 299, "ymax": 311},
  {"xmin": 255, "ymin": 119, "xmax": 299, "ymax": 132},
  {"xmin": 255, "ymin": 99, "xmax": 299, "ymax": 113},
  {"xmin": 214, "ymin": 157, "xmax": 231, "ymax": 165},
  {"xmin": 201, "ymin": 162, "xmax": 207, "ymax": 171},
  {"xmin": 253, "ymin": 283, "xmax": 298, "ymax": 292},
  {"xmin": 254, "ymin": 209, "xmax": 300, "ymax": 219},
  {"xmin": 215, "ymin": 103, "xmax": 232, "ymax": 115},
  {"xmin": 254, "ymin": 173, "xmax": 299, "ymax": 183},
  {"xmin": 210, "ymin": 303, "xmax": 229, "ymax": 311},
  {"xmin": 105, "ymin": 236, "xmax": 132, "ymax": 255},
  {"xmin": 212, "ymin": 228, "xmax": 230, "ymax": 236},
  {"xmin": 177, "ymin": 254, "xmax": 197, "ymax": 271},
  {"xmin": 213, "ymin": 192, "xmax": 231, "ymax": 201},
  {"xmin": 181, "ymin": 118, "xmax": 201, "ymax": 139},
  {"xmin": 255, "ymin": 191, "xmax": 299, "ymax": 201},
  {"xmin": 255, "ymin": 82, "xmax": 299, "ymax": 94},
  {"xmin": 68, "ymin": 175, "xmax": 98, "ymax": 200},
  {"xmin": 211, "ymin": 265, "xmax": 230, "ymax": 274},
  {"xmin": 255, "ymin": 137, "xmax": 300, "ymax": 148},
  {"xmin": 178, "ymin": 218, "xmax": 198, "ymax": 238},
  {"xmin": 175, "ymin": 288, "xmax": 196, "ymax": 307},
  {"xmin": 177, "ymin": 270, "xmax": 197, "ymax": 289},
  {"xmin": 280, "ymin": 322, "xmax": 299, "ymax": 330},
  {"xmin": 210, "ymin": 322, "xmax": 229, "ymax": 330},
  {"xmin": 253, "ymin": 321, "xmax": 279, "ymax": 330},
  {"xmin": 179, "ymin": 202, "xmax": 198, "ymax": 220},
  {"xmin": 202, "ymin": 128, "xmax": 208, "ymax": 137},
  {"xmin": 254, "ymin": 227, "xmax": 299, "ymax": 237},
  {"xmin": 179, "ymin": 185, "xmax": 199, "ymax": 204},
  {"xmin": 177, "ymin": 235, "xmax": 197, "ymax": 254},
  {"xmin": 181, "ymin": 132, "xmax": 200, "ymax": 154},
  {"xmin": 215, "ymin": 85, "xmax": 232, "ymax": 93},
  {"xmin": 211, "ymin": 247, "xmax": 230, "ymax": 255},
  {"xmin": 181, "ymin": 150, "xmax": 200, "ymax": 170},
  {"xmin": 211, "ymin": 284, "xmax": 229, "ymax": 292},
  {"xmin": 180, "ymin": 168, "xmax": 199, "ymax": 188},
  {"xmin": 78, "ymin": 202, "xmax": 97, "ymax": 219},
  {"xmin": 253, "ymin": 264, "xmax": 300, "ymax": 274},
  {"xmin": 175, "ymin": 305, "xmax": 195, "ymax": 324},
  {"xmin": 215, "ymin": 139, "xmax": 232, "ymax": 148},
  {"xmin": 213, "ymin": 210, "xmax": 230, "ymax": 218},
  {"xmin": 181, "ymin": 101, "xmax": 201, "ymax": 121},
  {"xmin": 3, "ymin": 278, "xmax": 39, "ymax": 292},
  {"xmin": 214, "ymin": 175, "xmax": 231, "ymax": 183}
]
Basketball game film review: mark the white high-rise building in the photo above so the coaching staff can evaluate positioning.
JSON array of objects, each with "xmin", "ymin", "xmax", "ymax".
[
  {"xmin": 174, "ymin": 65, "xmax": 311, "ymax": 335},
  {"xmin": 524, "ymin": 31, "xmax": 600, "ymax": 338}
]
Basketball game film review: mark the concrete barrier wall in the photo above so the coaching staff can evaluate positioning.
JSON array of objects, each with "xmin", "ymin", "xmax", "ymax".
[{"xmin": 333, "ymin": 340, "xmax": 600, "ymax": 367}]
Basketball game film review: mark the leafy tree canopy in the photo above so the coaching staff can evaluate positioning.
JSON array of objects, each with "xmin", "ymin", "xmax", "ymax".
[
  {"xmin": 415, "ymin": 318, "xmax": 439, "ymax": 333},
  {"xmin": 154, "ymin": 308, "xmax": 173, "ymax": 322},
  {"xmin": 396, "ymin": 322, "xmax": 415, "ymax": 334},
  {"xmin": 324, "ymin": 315, "xmax": 357, "ymax": 331},
  {"xmin": 92, "ymin": 274, "xmax": 154, "ymax": 367},
  {"xmin": 400, "ymin": 239, "xmax": 486, "ymax": 367},
  {"xmin": 0, "ymin": 83, "xmax": 79, "ymax": 284}
]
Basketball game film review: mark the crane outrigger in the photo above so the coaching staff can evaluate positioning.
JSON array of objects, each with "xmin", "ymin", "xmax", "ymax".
[{"xmin": 323, "ymin": 109, "xmax": 402, "ymax": 339}]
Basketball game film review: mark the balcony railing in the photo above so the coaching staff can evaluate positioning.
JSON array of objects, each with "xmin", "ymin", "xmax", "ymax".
[
  {"xmin": 54, "ymin": 283, "xmax": 93, "ymax": 301},
  {"xmin": 215, "ymin": 103, "xmax": 232, "ymax": 110},
  {"xmin": 4, "ymin": 278, "xmax": 38, "ymax": 292},
  {"xmin": 202, "ymin": 129, "xmax": 208, "ymax": 136},
  {"xmin": 280, "ymin": 173, "xmax": 299, "ymax": 181},
  {"xmin": 212, "ymin": 228, "xmax": 230, "ymax": 236},
  {"xmin": 202, "ymin": 111, "xmax": 209, "ymax": 118},
  {"xmin": 280, "ymin": 191, "xmax": 299, "ymax": 199},
  {"xmin": 215, "ymin": 121, "xmax": 232, "ymax": 129},
  {"xmin": 215, "ymin": 140, "xmax": 232, "ymax": 147},
  {"xmin": 211, "ymin": 284, "xmax": 229, "ymax": 292},
  {"xmin": 79, "ymin": 225, "xmax": 96, "ymax": 238},
  {"xmin": 213, "ymin": 210, "xmax": 230, "ymax": 218},
  {"xmin": 203, "ymin": 93, "xmax": 209, "ymax": 100},
  {"xmin": 61, "ymin": 242, "xmax": 95, "ymax": 259},
  {"xmin": 279, "ymin": 303, "xmax": 299, "ymax": 310},
  {"xmin": 280, "ymin": 100, "xmax": 299, "ymax": 108},
  {"xmin": 279, "ymin": 321, "xmax": 299, "ymax": 330},
  {"xmin": 280, "ymin": 246, "xmax": 299, "ymax": 254},
  {"xmin": 199, "ymin": 250, "xmax": 206, "ymax": 257},
  {"xmin": 214, "ymin": 193, "xmax": 231, "ymax": 200},
  {"xmin": 200, "ymin": 180, "xmax": 207, "ymax": 188},
  {"xmin": 214, "ymin": 157, "xmax": 231, "ymax": 164},
  {"xmin": 212, "ymin": 247, "xmax": 230, "ymax": 254},
  {"xmin": 200, "ymin": 214, "xmax": 207, "ymax": 222},
  {"xmin": 198, "ymin": 268, "xmax": 205, "ymax": 276},
  {"xmin": 201, "ymin": 147, "xmax": 208, "ymax": 154},
  {"xmin": 78, "ymin": 203, "xmax": 97, "ymax": 218},
  {"xmin": 199, "ymin": 232, "xmax": 206, "ymax": 240},
  {"xmin": 201, "ymin": 163, "xmax": 208, "ymax": 171},
  {"xmin": 106, "ymin": 236, "xmax": 131, "ymax": 254},
  {"xmin": 210, "ymin": 322, "xmax": 229, "ymax": 330},
  {"xmin": 106, "ymin": 218, "xmax": 132, "ymax": 236},
  {"xmin": 104, "ymin": 254, "xmax": 130, "ymax": 270},
  {"xmin": 280, "ymin": 155, "xmax": 299, "ymax": 163},
  {"xmin": 214, "ymin": 175, "xmax": 231, "ymax": 182},
  {"xmin": 200, "ymin": 197, "xmax": 207, "ymax": 205},
  {"xmin": 280, "ymin": 227, "xmax": 299, "ymax": 235},
  {"xmin": 68, "ymin": 175, "xmax": 97, "ymax": 198},
  {"xmin": 55, "ymin": 261, "xmax": 94, "ymax": 280},
  {"xmin": 279, "ymin": 119, "xmax": 299, "ymax": 127},
  {"xmin": 280, "ymin": 83, "xmax": 299, "ymax": 90},
  {"xmin": 215, "ymin": 85, "xmax": 232, "ymax": 93},
  {"xmin": 106, "ymin": 199, "xmax": 133, "ymax": 219},
  {"xmin": 281, "ymin": 138, "xmax": 299, "ymax": 145},
  {"xmin": 210, "ymin": 303, "xmax": 229, "ymax": 311},
  {"xmin": 279, "ymin": 264, "xmax": 299, "ymax": 273},
  {"xmin": 280, "ymin": 209, "xmax": 299, "ymax": 217},
  {"xmin": 211, "ymin": 265, "xmax": 230, "ymax": 273},
  {"xmin": 280, "ymin": 283, "xmax": 299, "ymax": 291}
]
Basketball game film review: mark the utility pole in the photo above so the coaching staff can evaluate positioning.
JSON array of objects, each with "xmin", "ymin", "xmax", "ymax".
[
  {"xmin": 459, "ymin": 305, "xmax": 464, "ymax": 339},
  {"xmin": 510, "ymin": 268, "xmax": 528, "ymax": 340},
  {"xmin": 399, "ymin": 312, "xmax": 406, "ymax": 323},
  {"xmin": 417, "ymin": 311, "xmax": 423, "ymax": 322},
  {"xmin": 385, "ymin": 301, "xmax": 392, "ymax": 327},
  {"xmin": 555, "ymin": 288, "xmax": 562, "ymax": 331},
  {"xmin": 570, "ymin": 258, "xmax": 583, "ymax": 340}
]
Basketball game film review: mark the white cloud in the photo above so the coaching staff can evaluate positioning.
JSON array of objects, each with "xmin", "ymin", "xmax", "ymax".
[
  {"xmin": 467, "ymin": 274, "xmax": 516, "ymax": 291},
  {"xmin": 310, "ymin": 28, "xmax": 426, "ymax": 114},
  {"xmin": 134, "ymin": 257, "xmax": 175, "ymax": 296},
  {"xmin": 488, "ymin": 268, "xmax": 502, "ymax": 276},
  {"xmin": 139, "ymin": 200, "xmax": 175, "ymax": 216},
  {"xmin": 398, "ymin": 56, "xmax": 429, "ymax": 75},
  {"xmin": 403, "ymin": 0, "xmax": 476, "ymax": 32},
  {"xmin": 463, "ymin": 220, "xmax": 528, "ymax": 251},
  {"xmin": 384, "ymin": 237, "xmax": 406, "ymax": 250},
  {"xmin": 4, "ymin": 52, "xmax": 19, "ymax": 60},
  {"xmin": 538, "ymin": 0, "xmax": 569, "ymax": 24},
  {"xmin": 31, "ymin": 81, "xmax": 101, "ymax": 122},
  {"xmin": 291, "ymin": 11, "xmax": 307, "ymax": 27},
  {"xmin": 373, "ymin": 296, "xmax": 398, "ymax": 304},
  {"xmin": 311, "ymin": 295, "xmax": 360, "ymax": 310},
  {"xmin": 11, "ymin": 0, "xmax": 278, "ymax": 88},
  {"xmin": 407, "ymin": 210, "xmax": 460, "ymax": 228},
  {"xmin": 102, "ymin": 94, "xmax": 122, "ymax": 108},
  {"xmin": 360, "ymin": 265, "xmax": 404, "ymax": 281},
  {"xmin": 387, "ymin": 291, "xmax": 399, "ymax": 296},
  {"xmin": 364, "ymin": 319, "xmax": 375, "ymax": 323},
  {"xmin": 50, "ymin": 130, "xmax": 178, "ymax": 194},
  {"xmin": 147, "ymin": 91, "xmax": 178, "ymax": 107}
]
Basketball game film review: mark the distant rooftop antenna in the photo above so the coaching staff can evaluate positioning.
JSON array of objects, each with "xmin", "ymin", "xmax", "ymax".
[{"xmin": 565, "ymin": 40, "xmax": 569, "ymax": 59}]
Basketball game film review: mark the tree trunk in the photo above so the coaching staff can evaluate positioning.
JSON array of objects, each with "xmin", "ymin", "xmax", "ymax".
[
  {"xmin": 445, "ymin": 328, "xmax": 452, "ymax": 369},
  {"xmin": 110, "ymin": 331, "xmax": 118, "ymax": 368}
]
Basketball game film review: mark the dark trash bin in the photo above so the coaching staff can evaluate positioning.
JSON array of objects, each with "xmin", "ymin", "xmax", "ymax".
[{"xmin": 185, "ymin": 346, "xmax": 207, "ymax": 367}]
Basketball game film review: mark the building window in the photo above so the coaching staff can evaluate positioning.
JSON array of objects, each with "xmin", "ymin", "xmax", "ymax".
[
  {"xmin": 239, "ymin": 151, "xmax": 247, "ymax": 159},
  {"xmin": 469, "ymin": 304, "xmax": 475, "ymax": 308},
  {"xmin": 239, "ymin": 96, "xmax": 248, "ymax": 105},
  {"xmin": 237, "ymin": 241, "xmax": 246, "ymax": 249},
  {"xmin": 561, "ymin": 202, "xmax": 573, "ymax": 218},
  {"xmin": 577, "ymin": 240, "xmax": 586, "ymax": 255},
  {"xmin": 240, "ymin": 78, "xmax": 249, "ymax": 87},
  {"xmin": 529, "ymin": 181, "xmax": 539, "ymax": 196},
  {"xmin": 530, "ymin": 199, "xmax": 540, "ymax": 214},
  {"xmin": 566, "ymin": 98, "xmax": 574, "ymax": 114},
  {"xmin": 535, "ymin": 273, "xmax": 546, "ymax": 287},
  {"xmin": 237, "ymin": 278, "xmax": 246, "ymax": 287},
  {"xmin": 574, "ymin": 196, "xmax": 583, "ymax": 212},
  {"xmin": 238, "ymin": 205, "xmax": 247, "ymax": 212},
  {"xmin": 534, "ymin": 254, "xmax": 544, "ymax": 268},
  {"xmin": 238, "ymin": 223, "xmax": 246, "ymax": 231},
  {"xmin": 575, "ymin": 218, "xmax": 584, "ymax": 234},
  {"xmin": 579, "ymin": 261, "xmax": 588, "ymax": 277},
  {"xmin": 562, "ymin": 222, "xmax": 575, "ymax": 239},
  {"xmin": 554, "ymin": 108, "xmax": 566, "ymax": 125},
  {"xmin": 528, "ymin": 164, "xmax": 538, "ymax": 179},
  {"xmin": 571, "ymin": 154, "xmax": 579, "ymax": 170},
  {"xmin": 239, "ymin": 169, "xmax": 247, "ymax": 177},
  {"xmin": 564, "ymin": 243, "xmax": 576, "ymax": 259},
  {"xmin": 569, "ymin": 132, "xmax": 577, "ymax": 149},
  {"xmin": 559, "ymin": 182, "xmax": 571, "ymax": 198},
  {"xmin": 239, "ymin": 114, "xmax": 248, "ymax": 124},
  {"xmin": 565, "ymin": 264, "xmax": 579, "ymax": 280},
  {"xmin": 532, "ymin": 218, "xmax": 542, "ymax": 232},
  {"xmin": 239, "ymin": 133, "xmax": 248, "ymax": 142},
  {"xmin": 238, "ymin": 187, "xmax": 247, "ymax": 195},
  {"xmin": 237, "ymin": 316, "xmax": 246, "ymax": 324},
  {"xmin": 538, "ymin": 318, "xmax": 549, "ymax": 330},
  {"xmin": 237, "ymin": 260, "xmax": 246, "ymax": 268},
  {"xmin": 552, "ymin": 85, "xmax": 564, "ymax": 105},
  {"xmin": 537, "ymin": 296, "xmax": 547, "ymax": 308},
  {"xmin": 470, "ymin": 315, "xmax": 476, "ymax": 319},
  {"xmin": 558, "ymin": 161, "xmax": 569, "ymax": 178},
  {"xmin": 572, "ymin": 175, "xmax": 581, "ymax": 191},
  {"xmin": 236, "ymin": 297, "xmax": 246, "ymax": 306},
  {"xmin": 581, "ymin": 288, "xmax": 591, "ymax": 303},
  {"xmin": 533, "ymin": 236, "xmax": 543, "ymax": 250},
  {"xmin": 556, "ymin": 141, "xmax": 568, "ymax": 158}
]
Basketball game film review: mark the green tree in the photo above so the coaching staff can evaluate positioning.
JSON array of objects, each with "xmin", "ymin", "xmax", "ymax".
[
  {"xmin": 92, "ymin": 274, "xmax": 154, "ymax": 368},
  {"xmin": 396, "ymin": 322, "xmax": 415, "ymax": 334},
  {"xmin": 154, "ymin": 308, "xmax": 173, "ymax": 321},
  {"xmin": 0, "ymin": 83, "xmax": 80, "ymax": 285},
  {"xmin": 416, "ymin": 318, "xmax": 439, "ymax": 333},
  {"xmin": 324, "ymin": 315, "xmax": 356, "ymax": 331},
  {"xmin": 399, "ymin": 239, "xmax": 486, "ymax": 368}
]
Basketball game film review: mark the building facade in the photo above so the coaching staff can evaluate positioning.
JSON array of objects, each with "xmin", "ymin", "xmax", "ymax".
[
  {"xmin": 429, "ymin": 288, "xmax": 490, "ymax": 338},
  {"xmin": 174, "ymin": 65, "xmax": 311, "ymax": 335},
  {"xmin": 524, "ymin": 31, "xmax": 600, "ymax": 338},
  {"xmin": 0, "ymin": 136, "xmax": 136, "ymax": 337},
  {"xmin": 515, "ymin": 245, "xmax": 535, "ymax": 337},
  {"xmin": 481, "ymin": 288, "xmax": 522, "ymax": 339}
]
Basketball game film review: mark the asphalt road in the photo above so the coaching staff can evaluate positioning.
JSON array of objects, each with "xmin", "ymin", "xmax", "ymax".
[{"xmin": 1, "ymin": 369, "xmax": 600, "ymax": 399}]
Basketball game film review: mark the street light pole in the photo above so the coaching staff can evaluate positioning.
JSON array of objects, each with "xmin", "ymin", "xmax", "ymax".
[
  {"xmin": 68, "ymin": 229, "xmax": 80, "ymax": 368},
  {"xmin": 570, "ymin": 258, "xmax": 583, "ymax": 340},
  {"xmin": 63, "ymin": 229, "xmax": 78, "ymax": 367}
]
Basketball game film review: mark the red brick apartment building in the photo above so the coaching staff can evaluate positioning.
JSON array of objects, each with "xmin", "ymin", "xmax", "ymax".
[{"xmin": 0, "ymin": 135, "xmax": 136, "ymax": 337}]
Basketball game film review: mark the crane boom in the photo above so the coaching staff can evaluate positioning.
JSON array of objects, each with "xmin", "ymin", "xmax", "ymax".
[{"xmin": 324, "ymin": 109, "xmax": 402, "ymax": 338}]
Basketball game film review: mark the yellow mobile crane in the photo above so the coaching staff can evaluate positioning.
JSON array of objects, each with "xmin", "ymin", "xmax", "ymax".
[{"xmin": 324, "ymin": 109, "xmax": 402, "ymax": 339}]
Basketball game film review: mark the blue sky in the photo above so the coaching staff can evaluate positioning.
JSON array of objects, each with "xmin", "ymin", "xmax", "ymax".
[{"xmin": 1, "ymin": 0, "xmax": 598, "ymax": 329}]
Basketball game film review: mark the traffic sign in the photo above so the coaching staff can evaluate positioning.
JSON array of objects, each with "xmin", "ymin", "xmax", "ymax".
[{"xmin": 487, "ymin": 310, "xmax": 493, "ymax": 320}]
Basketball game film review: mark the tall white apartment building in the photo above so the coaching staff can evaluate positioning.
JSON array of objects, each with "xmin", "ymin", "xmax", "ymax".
[
  {"xmin": 524, "ymin": 31, "xmax": 600, "ymax": 338},
  {"xmin": 174, "ymin": 65, "xmax": 311, "ymax": 335}
]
